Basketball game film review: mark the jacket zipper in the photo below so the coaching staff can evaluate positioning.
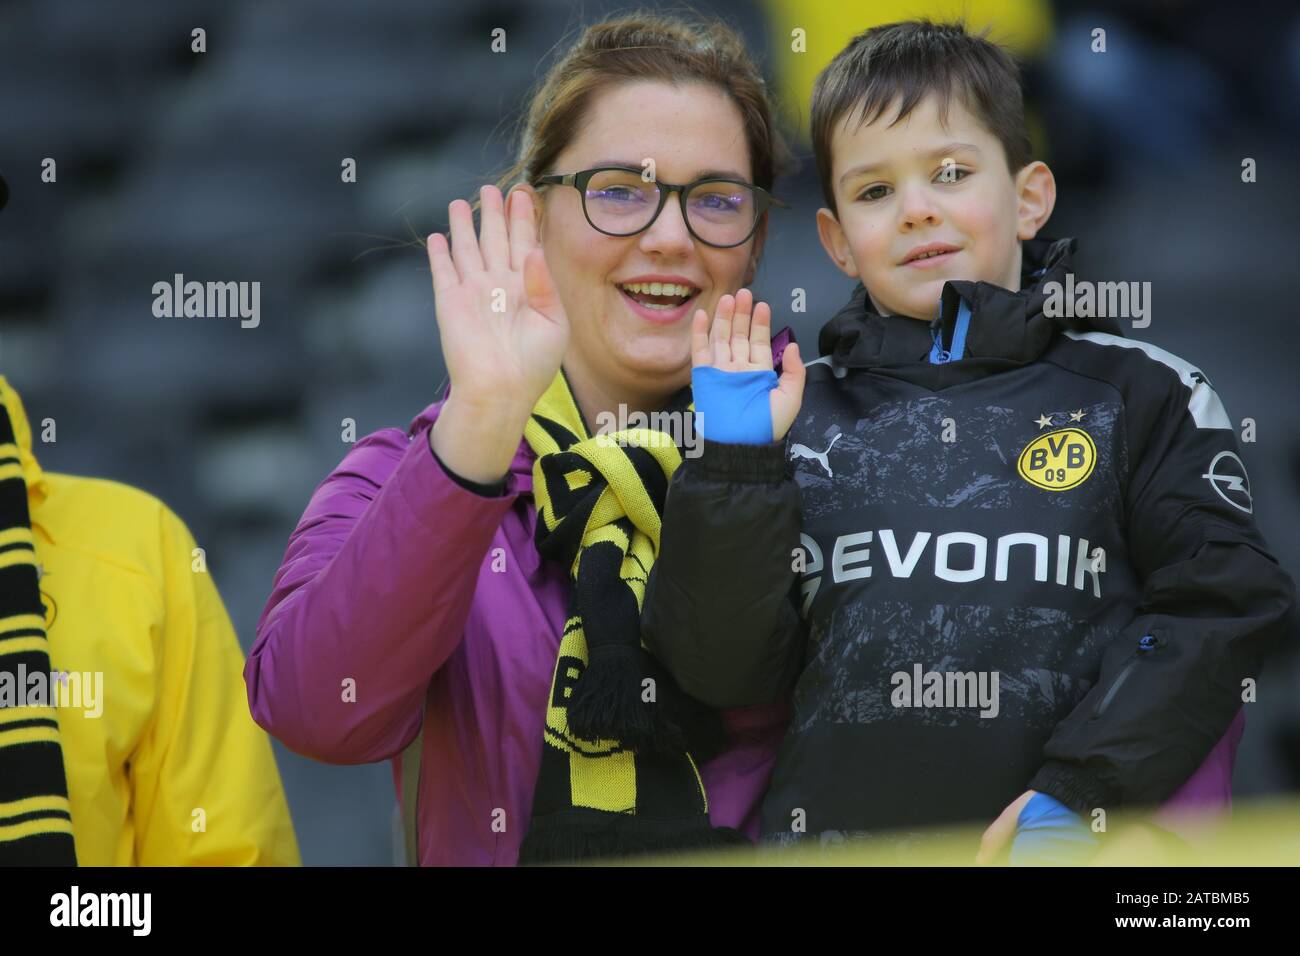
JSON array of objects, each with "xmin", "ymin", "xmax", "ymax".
[{"xmin": 1093, "ymin": 634, "xmax": 1164, "ymax": 719}]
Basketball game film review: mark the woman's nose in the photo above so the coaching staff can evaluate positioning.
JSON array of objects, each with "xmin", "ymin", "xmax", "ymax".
[{"xmin": 638, "ymin": 194, "xmax": 694, "ymax": 255}]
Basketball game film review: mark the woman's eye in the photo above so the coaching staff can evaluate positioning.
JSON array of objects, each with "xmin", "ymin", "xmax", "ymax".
[
  {"xmin": 858, "ymin": 184, "xmax": 890, "ymax": 202},
  {"xmin": 603, "ymin": 189, "xmax": 634, "ymax": 201}
]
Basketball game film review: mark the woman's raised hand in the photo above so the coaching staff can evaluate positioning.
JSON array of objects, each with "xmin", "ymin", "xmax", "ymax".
[
  {"xmin": 428, "ymin": 185, "xmax": 568, "ymax": 416},
  {"xmin": 426, "ymin": 185, "xmax": 568, "ymax": 484},
  {"xmin": 691, "ymin": 288, "xmax": 805, "ymax": 442}
]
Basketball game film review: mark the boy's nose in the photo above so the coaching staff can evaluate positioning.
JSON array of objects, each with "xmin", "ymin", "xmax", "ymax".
[{"xmin": 898, "ymin": 183, "xmax": 942, "ymax": 229}]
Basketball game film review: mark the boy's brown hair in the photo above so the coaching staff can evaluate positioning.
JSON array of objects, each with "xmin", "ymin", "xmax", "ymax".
[{"xmin": 811, "ymin": 20, "xmax": 1032, "ymax": 213}]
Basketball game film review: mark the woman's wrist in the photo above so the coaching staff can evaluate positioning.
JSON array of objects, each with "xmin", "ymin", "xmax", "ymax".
[{"xmin": 428, "ymin": 394, "xmax": 531, "ymax": 486}]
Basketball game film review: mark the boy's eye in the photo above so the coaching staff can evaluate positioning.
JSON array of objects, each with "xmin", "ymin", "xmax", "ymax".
[
  {"xmin": 857, "ymin": 184, "xmax": 891, "ymax": 202},
  {"xmin": 935, "ymin": 165, "xmax": 971, "ymax": 183}
]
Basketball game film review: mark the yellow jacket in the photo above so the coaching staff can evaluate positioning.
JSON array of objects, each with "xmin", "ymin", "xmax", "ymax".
[{"xmin": 0, "ymin": 377, "xmax": 300, "ymax": 865}]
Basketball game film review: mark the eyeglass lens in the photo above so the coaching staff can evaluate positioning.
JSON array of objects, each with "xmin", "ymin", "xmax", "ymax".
[{"xmin": 582, "ymin": 169, "xmax": 757, "ymax": 245}]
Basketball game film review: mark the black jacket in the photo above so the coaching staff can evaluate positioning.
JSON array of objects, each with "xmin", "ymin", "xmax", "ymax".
[{"xmin": 642, "ymin": 237, "xmax": 1296, "ymax": 839}]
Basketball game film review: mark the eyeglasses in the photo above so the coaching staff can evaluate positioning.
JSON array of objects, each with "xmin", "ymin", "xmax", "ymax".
[{"xmin": 532, "ymin": 166, "xmax": 783, "ymax": 249}]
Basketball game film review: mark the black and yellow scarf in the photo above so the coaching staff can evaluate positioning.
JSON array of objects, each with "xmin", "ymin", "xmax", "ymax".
[
  {"xmin": 0, "ymin": 401, "xmax": 77, "ymax": 865},
  {"xmin": 517, "ymin": 371, "xmax": 744, "ymax": 863}
]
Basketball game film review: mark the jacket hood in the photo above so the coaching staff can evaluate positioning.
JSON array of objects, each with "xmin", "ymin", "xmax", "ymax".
[{"xmin": 817, "ymin": 237, "xmax": 1124, "ymax": 372}]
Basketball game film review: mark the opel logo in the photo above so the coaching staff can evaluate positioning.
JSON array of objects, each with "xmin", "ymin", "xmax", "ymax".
[{"xmin": 1202, "ymin": 451, "xmax": 1252, "ymax": 514}]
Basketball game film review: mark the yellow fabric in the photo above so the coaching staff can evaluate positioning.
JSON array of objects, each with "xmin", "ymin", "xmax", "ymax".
[
  {"xmin": 0, "ymin": 376, "xmax": 300, "ymax": 865},
  {"xmin": 762, "ymin": 0, "xmax": 1054, "ymax": 142}
]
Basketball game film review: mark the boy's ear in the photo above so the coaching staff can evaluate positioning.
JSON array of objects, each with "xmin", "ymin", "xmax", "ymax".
[
  {"xmin": 816, "ymin": 207, "xmax": 860, "ymax": 279},
  {"xmin": 1015, "ymin": 161, "xmax": 1056, "ymax": 240}
]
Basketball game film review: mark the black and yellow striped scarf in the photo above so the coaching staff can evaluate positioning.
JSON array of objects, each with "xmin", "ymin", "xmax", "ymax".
[
  {"xmin": 0, "ymin": 401, "xmax": 77, "ymax": 864},
  {"xmin": 517, "ymin": 371, "xmax": 744, "ymax": 863}
]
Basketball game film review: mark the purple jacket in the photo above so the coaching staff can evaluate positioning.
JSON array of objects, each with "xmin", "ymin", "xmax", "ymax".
[{"xmin": 244, "ymin": 400, "xmax": 790, "ymax": 865}]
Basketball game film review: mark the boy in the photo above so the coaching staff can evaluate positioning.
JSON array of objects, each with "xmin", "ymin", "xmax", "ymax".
[{"xmin": 642, "ymin": 21, "xmax": 1295, "ymax": 860}]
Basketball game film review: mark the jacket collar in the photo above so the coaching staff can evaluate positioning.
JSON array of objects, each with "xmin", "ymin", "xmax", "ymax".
[
  {"xmin": 817, "ymin": 237, "xmax": 1123, "ymax": 373},
  {"xmin": 0, "ymin": 375, "xmax": 48, "ymax": 502}
]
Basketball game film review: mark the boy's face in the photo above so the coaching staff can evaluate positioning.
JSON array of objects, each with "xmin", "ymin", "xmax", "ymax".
[{"xmin": 816, "ymin": 93, "xmax": 1055, "ymax": 320}]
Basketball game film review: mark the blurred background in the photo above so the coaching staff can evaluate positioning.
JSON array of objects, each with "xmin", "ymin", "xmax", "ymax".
[{"xmin": 1, "ymin": 0, "xmax": 1297, "ymax": 865}]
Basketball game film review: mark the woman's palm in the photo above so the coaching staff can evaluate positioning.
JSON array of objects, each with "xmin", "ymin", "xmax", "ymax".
[{"xmin": 427, "ymin": 187, "xmax": 568, "ymax": 413}]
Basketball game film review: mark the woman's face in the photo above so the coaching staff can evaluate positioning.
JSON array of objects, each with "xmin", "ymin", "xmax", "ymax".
[{"xmin": 521, "ymin": 80, "xmax": 765, "ymax": 403}]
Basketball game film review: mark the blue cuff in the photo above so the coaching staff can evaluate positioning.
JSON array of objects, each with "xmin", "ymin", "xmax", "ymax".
[
  {"xmin": 1009, "ymin": 792, "xmax": 1100, "ymax": 866},
  {"xmin": 691, "ymin": 366, "xmax": 777, "ymax": 445}
]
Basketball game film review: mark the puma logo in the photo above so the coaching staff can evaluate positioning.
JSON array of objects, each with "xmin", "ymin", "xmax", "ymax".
[{"xmin": 790, "ymin": 433, "xmax": 842, "ymax": 477}]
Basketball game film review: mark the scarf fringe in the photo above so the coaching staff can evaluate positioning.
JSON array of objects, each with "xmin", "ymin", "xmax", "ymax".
[
  {"xmin": 566, "ymin": 645, "xmax": 663, "ymax": 751},
  {"xmin": 568, "ymin": 648, "xmax": 729, "ymax": 759}
]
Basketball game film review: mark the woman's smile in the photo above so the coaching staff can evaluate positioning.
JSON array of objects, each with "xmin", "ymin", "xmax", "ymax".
[{"xmin": 614, "ymin": 274, "xmax": 703, "ymax": 325}]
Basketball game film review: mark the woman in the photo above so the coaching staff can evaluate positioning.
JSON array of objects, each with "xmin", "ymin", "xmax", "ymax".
[{"xmin": 244, "ymin": 12, "xmax": 804, "ymax": 865}]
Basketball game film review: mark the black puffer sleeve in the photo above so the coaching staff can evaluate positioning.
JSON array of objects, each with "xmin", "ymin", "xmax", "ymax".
[{"xmin": 642, "ymin": 438, "xmax": 807, "ymax": 708}]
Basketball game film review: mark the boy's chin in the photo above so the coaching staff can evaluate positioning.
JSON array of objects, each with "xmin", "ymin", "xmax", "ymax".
[
  {"xmin": 615, "ymin": 339, "xmax": 691, "ymax": 379},
  {"xmin": 869, "ymin": 288, "xmax": 940, "ymax": 321}
]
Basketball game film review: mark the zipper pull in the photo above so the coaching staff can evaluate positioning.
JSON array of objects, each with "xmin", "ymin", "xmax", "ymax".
[
  {"xmin": 929, "ymin": 326, "xmax": 951, "ymax": 364},
  {"xmin": 1094, "ymin": 634, "xmax": 1163, "ymax": 719}
]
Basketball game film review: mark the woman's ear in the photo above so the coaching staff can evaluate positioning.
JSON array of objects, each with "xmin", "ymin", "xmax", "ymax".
[
  {"xmin": 817, "ymin": 206, "xmax": 859, "ymax": 279},
  {"xmin": 1015, "ymin": 161, "xmax": 1056, "ymax": 241}
]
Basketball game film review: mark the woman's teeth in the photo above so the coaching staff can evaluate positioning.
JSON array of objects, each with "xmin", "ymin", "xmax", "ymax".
[
  {"xmin": 620, "ymin": 281, "xmax": 697, "ymax": 297},
  {"xmin": 618, "ymin": 281, "xmax": 699, "ymax": 310}
]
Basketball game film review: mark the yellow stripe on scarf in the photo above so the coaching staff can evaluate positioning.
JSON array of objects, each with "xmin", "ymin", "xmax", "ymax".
[{"xmin": 541, "ymin": 622, "xmax": 637, "ymax": 813}]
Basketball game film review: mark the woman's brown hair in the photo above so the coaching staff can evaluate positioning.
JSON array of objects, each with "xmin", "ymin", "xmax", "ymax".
[{"xmin": 493, "ymin": 9, "xmax": 792, "ymax": 201}]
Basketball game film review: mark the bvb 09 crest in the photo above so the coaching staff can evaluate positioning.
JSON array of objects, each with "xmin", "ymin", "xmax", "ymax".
[{"xmin": 1017, "ymin": 427, "xmax": 1097, "ymax": 491}]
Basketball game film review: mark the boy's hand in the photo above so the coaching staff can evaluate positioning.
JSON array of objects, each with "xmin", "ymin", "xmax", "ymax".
[
  {"xmin": 977, "ymin": 790, "xmax": 1100, "ymax": 865},
  {"xmin": 976, "ymin": 790, "xmax": 1036, "ymax": 865},
  {"xmin": 690, "ymin": 288, "xmax": 804, "ymax": 443}
]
